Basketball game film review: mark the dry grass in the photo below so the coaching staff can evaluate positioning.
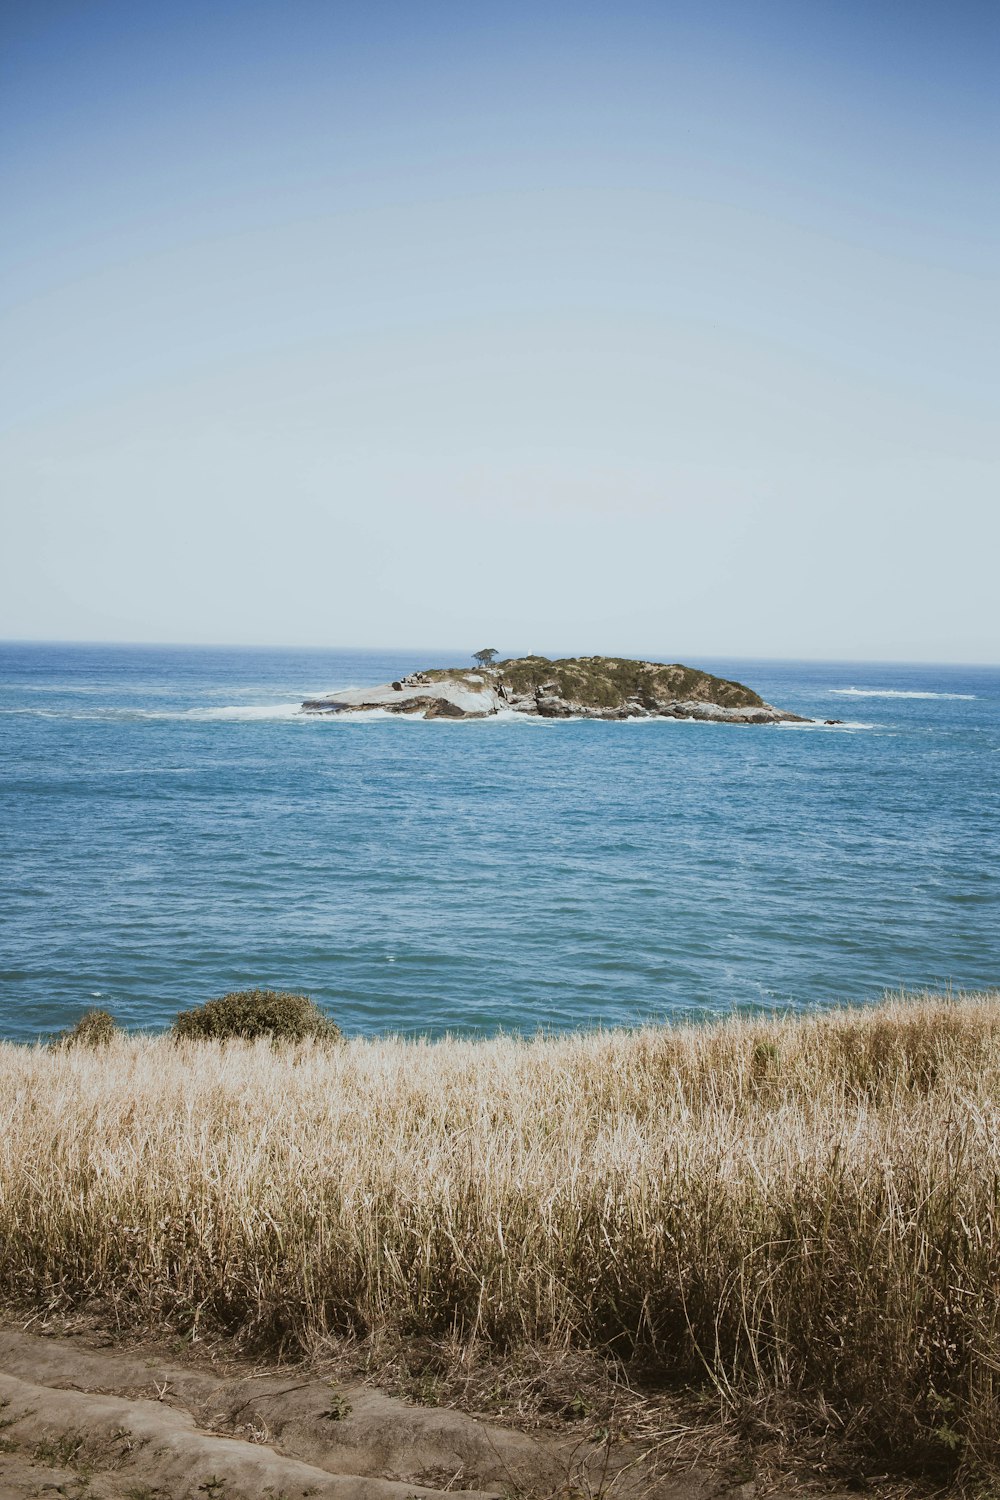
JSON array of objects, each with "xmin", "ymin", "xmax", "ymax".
[{"xmin": 1, "ymin": 991, "xmax": 998, "ymax": 1486}]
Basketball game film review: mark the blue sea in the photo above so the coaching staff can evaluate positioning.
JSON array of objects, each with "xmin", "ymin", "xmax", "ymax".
[{"xmin": 1, "ymin": 643, "xmax": 997, "ymax": 1043}]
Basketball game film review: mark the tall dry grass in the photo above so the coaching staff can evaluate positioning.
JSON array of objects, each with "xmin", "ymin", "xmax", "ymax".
[{"xmin": 0, "ymin": 992, "xmax": 998, "ymax": 1480}]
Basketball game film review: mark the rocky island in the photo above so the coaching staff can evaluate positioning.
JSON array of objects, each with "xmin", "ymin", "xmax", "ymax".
[{"xmin": 301, "ymin": 655, "xmax": 805, "ymax": 723}]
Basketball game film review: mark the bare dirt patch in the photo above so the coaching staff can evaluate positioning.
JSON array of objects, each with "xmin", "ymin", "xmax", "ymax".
[{"xmin": 0, "ymin": 1321, "xmax": 764, "ymax": 1500}]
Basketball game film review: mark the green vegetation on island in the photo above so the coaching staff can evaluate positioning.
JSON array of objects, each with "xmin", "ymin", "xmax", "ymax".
[{"xmin": 431, "ymin": 654, "xmax": 766, "ymax": 709}]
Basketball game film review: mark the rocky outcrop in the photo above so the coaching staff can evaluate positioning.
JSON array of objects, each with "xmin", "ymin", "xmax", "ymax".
[
  {"xmin": 300, "ymin": 681, "xmax": 499, "ymax": 718},
  {"xmin": 302, "ymin": 656, "xmax": 806, "ymax": 724}
]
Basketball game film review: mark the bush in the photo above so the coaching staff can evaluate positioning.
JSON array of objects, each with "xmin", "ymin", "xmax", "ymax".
[
  {"xmin": 54, "ymin": 1009, "xmax": 119, "ymax": 1049},
  {"xmin": 172, "ymin": 989, "xmax": 342, "ymax": 1044}
]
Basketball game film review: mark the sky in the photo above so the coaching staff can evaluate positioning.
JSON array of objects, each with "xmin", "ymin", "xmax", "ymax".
[{"xmin": 1, "ymin": 0, "xmax": 997, "ymax": 661}]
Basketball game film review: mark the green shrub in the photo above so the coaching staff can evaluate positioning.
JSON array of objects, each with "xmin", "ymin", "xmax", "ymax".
[
  {"xmin": 55, "ymin": 1009, "xmax": 119, "ymax": 1049},
  {"xmin": 172, "ymin": 989, "xmax": 342, "ymax": 1044}
]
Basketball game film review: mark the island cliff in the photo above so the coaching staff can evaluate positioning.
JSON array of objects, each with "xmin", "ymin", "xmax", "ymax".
[{"xmin": 301, "ymin": 655, "xmax": 805, "ymax": 723}]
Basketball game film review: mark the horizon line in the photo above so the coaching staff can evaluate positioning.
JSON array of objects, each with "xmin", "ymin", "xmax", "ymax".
[{"xmin": 1, "ymin": 637, "xmax": 997, "ymax": 670}]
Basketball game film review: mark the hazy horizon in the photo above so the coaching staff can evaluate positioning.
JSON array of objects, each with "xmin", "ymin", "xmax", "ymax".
[
  {"xmin": 3, "ymin": 1, "xmax": 997, "ymax": 663},
  {"xmin": 2, "ymin": 637, "xmax": 998, "ymax": 669}
]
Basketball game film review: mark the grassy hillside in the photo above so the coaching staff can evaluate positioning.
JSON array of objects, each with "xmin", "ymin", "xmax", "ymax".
[
  {"xmin": 428, "ymin": 655, "xmax": 766, "ymax": 709},
  {"xmin": 1, "ymin": 993, "xmax": 998, "ymax": 1483}
]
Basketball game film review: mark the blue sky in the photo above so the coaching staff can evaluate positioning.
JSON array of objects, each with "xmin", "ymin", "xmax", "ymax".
[{"xmin": 2, "ymin": 0, "xmax": 997, "ymax": 659}]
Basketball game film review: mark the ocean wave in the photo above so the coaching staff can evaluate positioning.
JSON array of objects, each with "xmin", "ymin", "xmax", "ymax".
[
  {"xmin": 0, "ymin": 703, "xmax": 305, "ymax": 722},
  {"xmin": 781, "ymin": 719, "xmax": 875, "ymax": 732},
  {"xmin": 195, "ymin": 703, "xmax": 304, "ymax": 721},
  {"xmin": 830, "ymin": 688, "xmax": 975, "ymax": 700}
]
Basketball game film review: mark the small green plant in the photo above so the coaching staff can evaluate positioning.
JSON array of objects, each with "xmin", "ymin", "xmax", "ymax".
[
  {"xmin": 407, "ymin": 1371, "xmax": 441, "ymax": 1406},
  {"xmin": 319, "ymin": 1392, "xmax": 352, "ymax": 1421},
  {"xmin": 54, "ymin": 1009, "xmax": 119, "ymax": 1049},
  {"xmin": 172, "ymin": 990, "xmax": 342, "ymax": 1044}
]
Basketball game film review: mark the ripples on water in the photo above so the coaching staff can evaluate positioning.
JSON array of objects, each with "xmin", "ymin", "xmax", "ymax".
[{"xmin": 1, "ymin": 644, "xmax": 997, "ymax": 1041}]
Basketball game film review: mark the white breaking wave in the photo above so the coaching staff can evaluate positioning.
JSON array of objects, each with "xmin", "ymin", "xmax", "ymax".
[
  {"xmin": 780, "ymin": 719, "xmax": 875, "ymax": 732},
  {"xmin": 2, "ymin": 703, "xmax": 305, "ymax": 722},
  {"xmin": 830, "ymin": 688, "xmax": 975, "ymax": 700},
  {"xmin": 193, "ymin": 702, "xmax": 304, "ymax": 721}
]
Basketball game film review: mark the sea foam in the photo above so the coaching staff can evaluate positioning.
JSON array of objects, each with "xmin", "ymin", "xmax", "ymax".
[
  {"xmin": 830, "ymin": 688, "xmax": 975, "ymax": 700},
  {"xmin": 195, "ymin": 703, "xmax": 304, "ymax": 721}
]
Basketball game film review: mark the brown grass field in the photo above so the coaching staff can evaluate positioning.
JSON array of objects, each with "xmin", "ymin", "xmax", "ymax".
[{"xmin": 1, "ymin": 991, "xmax": 998, "ymax": 1488}]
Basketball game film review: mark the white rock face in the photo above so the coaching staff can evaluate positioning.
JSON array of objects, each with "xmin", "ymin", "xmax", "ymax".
[{"xmin": 302, "ymin": 675, "xmax": 501, "ymax": 717}]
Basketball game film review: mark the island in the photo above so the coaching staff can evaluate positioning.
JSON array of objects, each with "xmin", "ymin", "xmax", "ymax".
[{"xmin": 301, "ymin": 655, "xmax": 806, "ymax": 723}]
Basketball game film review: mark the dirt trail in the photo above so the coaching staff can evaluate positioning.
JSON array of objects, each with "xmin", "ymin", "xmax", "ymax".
[{"xmin": 0, "ymin": 1324, "xmax": 737, "ymax": 1500}]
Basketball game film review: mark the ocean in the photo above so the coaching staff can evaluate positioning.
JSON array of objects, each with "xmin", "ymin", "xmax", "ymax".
[{"xmin": 1, "ymin": 643, "xmax": 997, "ymax": 1043}]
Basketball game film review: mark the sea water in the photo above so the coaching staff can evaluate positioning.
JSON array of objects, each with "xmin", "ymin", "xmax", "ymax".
[{"xmin": 1, "ymin": 643, "xmax": 997, "ymax": 1042}]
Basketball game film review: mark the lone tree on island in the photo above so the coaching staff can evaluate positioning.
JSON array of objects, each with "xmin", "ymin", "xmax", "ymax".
[{"xmin": 473, "ymin": 648, "xmax": 499, "ymax": 668}]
